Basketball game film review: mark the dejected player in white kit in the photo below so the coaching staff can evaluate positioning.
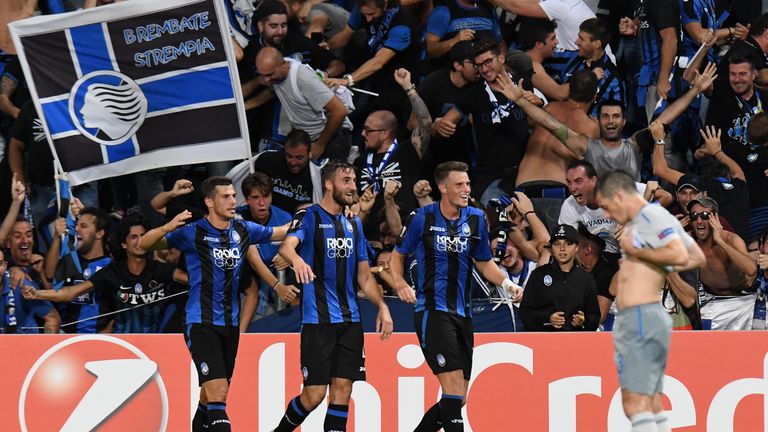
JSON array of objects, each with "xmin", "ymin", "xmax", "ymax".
[{"xmin": 595, "ymin": 170, "xmax": 705, "ymax": 432}]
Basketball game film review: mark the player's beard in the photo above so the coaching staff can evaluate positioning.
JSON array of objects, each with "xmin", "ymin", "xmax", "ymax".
[{"xmin": 332, "ymin": 187, "xmax": 353, "ymax": 207}]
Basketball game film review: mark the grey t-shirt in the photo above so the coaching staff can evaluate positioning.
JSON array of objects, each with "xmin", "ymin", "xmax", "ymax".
[
  {"xmin": 629, "ymin": 203, "xmax": 695, "ymax": 273},
  {"xmin": 273, "ymin": 59, "xmax": 334, "ymax": 141},
  {"xmin": 584, "ymin": 136, "xmax": 642, "ymax": 182},
  {"xmin": 307, "ymin": 3, "xmax": 350, "ymax": 39}
]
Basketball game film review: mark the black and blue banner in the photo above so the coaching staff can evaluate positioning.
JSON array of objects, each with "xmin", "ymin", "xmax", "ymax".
[{"xmin": 10, "ymin": 0, "xmax": 249, "ymax": 185}]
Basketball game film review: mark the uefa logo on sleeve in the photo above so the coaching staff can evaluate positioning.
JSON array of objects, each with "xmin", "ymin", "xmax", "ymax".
[
  {"xmin": 19, "ymin": 335, "xmax": 168, "ymax": 431},
  {"xmin": 68, "ymin": 71, "xmax": 148, "ymax": 146}
]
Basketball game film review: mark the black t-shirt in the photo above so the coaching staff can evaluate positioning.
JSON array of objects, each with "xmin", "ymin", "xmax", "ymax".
[
  {"xmin": 253, "ymin": 150, "xmax": 313, "ymax": 214},
  {"xmin": 453, "ymin": 79, "xmax": 529, "ymax": 194},
  {"xmin": 706, "ymin": 86, "xmax": 768, "ymax": 155},
  {"xmin": 10, "ymin": 101, "xmax": 54, "ymax": 187},
  {"xmin": 354, "ymin": 141, "xmax": 421, "ymax": 236},
  {"xmin": 417, "ymin": 69, "xmax": 473, "ymax": 166},
  {"xmin": 239, "ymin": 31, "xmax": 337, "ymax": 144},
  {"xmin": 734, "ymin": 145, "xmax": 768, "ymax": 210},
  {"xmin": 591, "ymin": 257, "xmax": 618, "ymax": 302},
  {"xmin": 88, "ymin": 259, "xmax": 177, "ymax": 333},
  {"xmin": 704, "ymin": 176, "xmax": 751, "ymax": 238}
]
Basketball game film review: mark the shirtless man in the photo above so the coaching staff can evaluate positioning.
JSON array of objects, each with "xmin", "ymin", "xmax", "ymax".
[
  {"xmin": 595, "ymin": 170, "xmax": 705, "ymax": 432},
  {"xmin": 687, "ymin": 196, "xmax": 758, "ymax": 330},
  {"xmin": 514, "ymin": 69, "xmax": 599, "ymax": 230}
]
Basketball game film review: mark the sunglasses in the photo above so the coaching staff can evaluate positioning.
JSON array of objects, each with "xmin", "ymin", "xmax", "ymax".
[{"xmin": 690, "ymin": 211, "xmax": 712, "ymax": 221}]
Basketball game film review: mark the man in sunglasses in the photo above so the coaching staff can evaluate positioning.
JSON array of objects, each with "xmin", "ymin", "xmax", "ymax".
[{"xmin": 688, "ymin": 196, "xmax": 758, "ymax": 330}]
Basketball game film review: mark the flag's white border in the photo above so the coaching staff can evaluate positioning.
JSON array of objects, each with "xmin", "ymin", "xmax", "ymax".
[{"xmin": 9, "ymin": 0, "xmax": 252, "ymax": 184}]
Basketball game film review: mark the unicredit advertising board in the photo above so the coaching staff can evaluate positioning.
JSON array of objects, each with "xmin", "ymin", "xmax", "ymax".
[{"xmin": 1, "ymin": 332, "xmax": 766, "ymax": 431}]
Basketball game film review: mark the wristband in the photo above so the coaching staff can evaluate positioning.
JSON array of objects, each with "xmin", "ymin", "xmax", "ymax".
[
  {"xmin": 271, "ymin": 280, "xmax": 280, "ymax": 290},
  {"xmin": 501, "ymin": 278, "xmax": 519, "ymax": 293},
  {"xmin": 343, "ymin": 73, "xmax": 355, "ymax": 87},
  {"xmin": 523, "ymin": 211, "xmax": 535, "ymax": 219},
  {"xmin": 713, "ymin": 150, "xmax": 723, "ymax": 158},
  {"xmin": 406, "ymin": 84, "xmax": 416, "ymax": 93}
]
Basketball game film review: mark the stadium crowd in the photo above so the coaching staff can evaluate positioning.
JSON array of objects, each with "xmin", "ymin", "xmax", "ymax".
[{"xmin": 1, "ymin": 0, "xmax": 768, "ymax": 335}]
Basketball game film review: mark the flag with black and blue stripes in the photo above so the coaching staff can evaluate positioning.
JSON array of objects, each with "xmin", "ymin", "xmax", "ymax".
[{"xmin": 9, "ymin": 0, "xmax": 250, "ymax": 185}]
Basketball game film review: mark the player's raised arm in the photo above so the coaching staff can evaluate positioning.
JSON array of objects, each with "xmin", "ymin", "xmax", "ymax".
[{"xmin": 138, "ymin": 210, "xmax": 192, "ymax": 251}]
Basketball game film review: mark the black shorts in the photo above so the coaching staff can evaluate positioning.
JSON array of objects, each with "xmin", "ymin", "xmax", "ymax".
[
  {"xmin": 414, "ymin": 310, "xmax": 474, "ymax": 380},
  {"xmin": 300, "ymin": 322, "xmax": 365, "ymax": 386},
  {"xmin": 185, "ymin": 324, "xmax": 240, "ymax": 385}
]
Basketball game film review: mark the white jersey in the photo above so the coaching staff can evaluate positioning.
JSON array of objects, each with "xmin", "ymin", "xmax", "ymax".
[
  {"xmin": 559, "ymin": 183, "xmax": 647, "ymax": 254},
  {"xmin": 539, "ymin": 0, "xmax": 596, "ymax": 50},
  {"xmin": 628, "ymin": 202, "xmax": 695, "ymax": 273}
]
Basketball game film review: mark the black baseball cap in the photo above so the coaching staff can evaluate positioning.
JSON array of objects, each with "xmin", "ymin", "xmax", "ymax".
[
  {"xmin": 550, "ymin": 224, "xmax": 579, "ymax": 244},
  {"xmin": 676, "ymin": 173, "xmax": 703, "ymax": 193}
]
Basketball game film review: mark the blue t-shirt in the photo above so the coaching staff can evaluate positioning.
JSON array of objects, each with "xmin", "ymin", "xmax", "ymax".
[
  {"xmin": 59, "ymin": 255, "xmax": 112, "ymax": 334},
  {"xmin": 13, "ymin": 278, "xmax": 54, "ymax": 334},
  {"xmin": 166, "ymin": 217, "xmax": 273, "ymax": 326},
  {"xmin": 288, "ymin": 204, "xmax": 368, "ymax": 324},
  {"xmin": 396, "ymin": 202, "xmax": 492, "ymax": 317}
]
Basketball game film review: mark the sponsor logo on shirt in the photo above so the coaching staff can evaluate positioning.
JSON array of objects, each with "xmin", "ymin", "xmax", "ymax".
[
  {"xmin": 318, "ymin": 223, "xmax": 334, "ymax": 229},
  {"xmin": 436, "ymin": 235, "xmax": 468, "ymax": 253},
  {"xmin": 212, "ymin": 247, "xmax": 241, "ymax": 269},
  {"xmin": 429, "ymin": 226, "xmax": 447, "ymax": 232},
  {"xmin": 203, "ymin": 236, "xmax": 220, "ymax": 242},
  {"xmin": 326, "ymin": 237, "xmax": 354, "ymax": 258}
]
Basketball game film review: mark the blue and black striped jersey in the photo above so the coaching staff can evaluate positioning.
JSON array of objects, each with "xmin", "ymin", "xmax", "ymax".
[
  {"xmin": 396, "ymin": 202, "xmax": 492, "ymax": 318},
  {"xmin": 59, "ymin": 255, "xmax": 112, "ymax": 333},
  {"xmin": 288, "ymin": 204, "xmax": 368, "ymax": 325},
  {"xmin": 166, "ymin": 218, "xmax": 273, "ymax": 327}
]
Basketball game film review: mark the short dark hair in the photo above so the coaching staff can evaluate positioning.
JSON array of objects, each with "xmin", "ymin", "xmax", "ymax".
[
  {"xmin": 569, "ymin": 69, "xmax": 598, "ymax": 103},
  {"xmin": 201, "ymin": 176, "xmax": 233, "ymax": 200},
  {"xmin": 434, "ymin": 161, "xmax": 469, "ymax": 184},
  {"xmin": 285, "ymin": 129, "xmax": 311, "ymax": 150},
  {"xmin": 748, "ymin": 112, "xmax": 768, "ymax": 145},
  {"xmin": 566, "ymin": 159, "xmax": 597, "ymax": 179},
  {"xmin": 80, "ymin": 207, "xmax": 111, "ymax": 234},
  {"xmin": 471, "ymin": 37, "xmax": 501, "ymax": 59},
  {"xmin": 729, "ymin": 55, "xmax": 757, "ymax": 70},
  {"xmin": 321, "ymin": 160, "xmax": 355, "ymax": 183},
  {"xmin": 750, "ymin": 13, "xmax": 768, "ymax": 37},
  {"xmin": 256, "ymin": 0, "xmax": 287, "ymax": 22},
  {"xmin": 595, "ymin": 170, "xmax": 636, "ymax": 198},
  {"xmin": 241, "ymin": 172, "xmax": 273, "ymax": 197},
  {"xmin": 579, "ymin": 18, "xmax": 610, "ymax": 49},
  {"xmin": 356, "ymin": 0, "xmax": 397, "ymax": 9},
  {"xmin": 519, "ymin": 18, "xmax": 557, "ymax": 51},
  {"xmin": 597, "ymin": 99, "xmax": 625, "ymax": 117}
]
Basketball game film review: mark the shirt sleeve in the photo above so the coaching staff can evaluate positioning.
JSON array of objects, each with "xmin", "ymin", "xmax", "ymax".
[
  {"xmin": 426, "ymin": 5, "xmax": 451, "ymax": 37},
  {"xmin": 538, "ymin": 0, "xmax": 568, "ymax": 22},
  {"xmin": 472, "ymin": 214, "xmax": 493, "ymax": 262},
  {"xmin": 649, "ymin": 0, "xmax": 680, "ymax": 31},
  {"xmin": 395, "ymin": 208, "xmax": 425, "ymax": 255},
  {"xmin": 246, "ymin": 221, "xmax": 274, "ymax": 244},
  {"xmin": 558, "ymin": 198, "xmax": 580, "ymax": 227},
  {"xmin": 638, "ymin": 205, "xmax": 682, "ymax": 248},
  {"xmin": 286, "ymin": 208, "xmax": 310, "ymax": 244},
  {"xmin": 298, "ymin": 67, "xmax": 334, "ymax": 111},
  {"xmin": 355, "ymin": 217, "xmax": 369, "ymax": 264},
  {"xmin": 383, "ymin": 25, "xmax": 411, "ymax": 52},
  {"xmin": 165, "ymin": 226, "xmax": 191, "ymax": 251},
  {"xmin": 679, "ymin": 0, "xmax": 700, "ymax": 25}
]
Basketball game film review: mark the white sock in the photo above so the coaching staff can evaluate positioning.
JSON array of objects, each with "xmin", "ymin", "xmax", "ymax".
[
  {"xmin": 630, "ymin": 412, "xmax": 659, "ymax": 432},
  {"xmin": 655, "ymin": 413, "xmax": 671, "ymax": 432}
]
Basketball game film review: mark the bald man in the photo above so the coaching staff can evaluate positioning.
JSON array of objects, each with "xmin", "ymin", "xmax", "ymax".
[{"xmin": 255, "ymin": 46, "xmax": 348, "ymax": 160}]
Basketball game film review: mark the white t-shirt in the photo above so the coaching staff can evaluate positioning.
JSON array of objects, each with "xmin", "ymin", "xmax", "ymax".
[
  {"xmin": 539, "ymin": 0, "xmax": 596, "ymax": 51},
  {"xmin": 273, "ymin": 59, "xmax": 334, "ymax": 141},
  {"xmin": 558, "ymin": 182, "xmax": 647, "ymax": 254}
]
